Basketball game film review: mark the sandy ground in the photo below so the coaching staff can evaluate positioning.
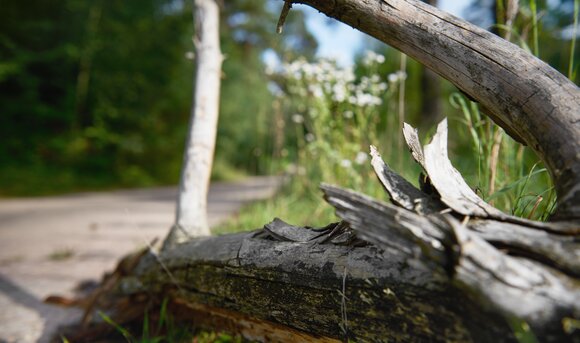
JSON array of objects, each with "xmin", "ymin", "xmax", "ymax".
[{"xmin": 0, "ymin": 176, "xmax": 281, "ymax": 343}]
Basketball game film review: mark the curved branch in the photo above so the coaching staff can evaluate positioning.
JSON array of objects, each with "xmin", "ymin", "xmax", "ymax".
[{"xmin": 289, "ymin": 0, "xmax": 580, "ymax": 220}]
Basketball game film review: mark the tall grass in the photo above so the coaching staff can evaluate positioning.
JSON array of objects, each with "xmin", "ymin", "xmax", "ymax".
[
  {"xmin": 449, "ymin": 93, "xmax": 555, "ymax": 220},
  {"xmin": 530, "ymin": 0, "xmax": 540, "ymax": 56},
  {"xmin": 569, "ymin": 0, "xmax": 579, "ymax": 81}
]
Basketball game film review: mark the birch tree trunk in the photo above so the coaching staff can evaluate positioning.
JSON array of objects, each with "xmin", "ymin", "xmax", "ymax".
[{"xmin": 164, "ymin": 0, "xmax": 223, "ymax": 248}]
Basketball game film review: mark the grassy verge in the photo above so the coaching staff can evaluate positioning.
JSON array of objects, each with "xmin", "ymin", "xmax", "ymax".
[{"xmin": 213, "ymin": 179, "xmax": 338, "ymax": 235}]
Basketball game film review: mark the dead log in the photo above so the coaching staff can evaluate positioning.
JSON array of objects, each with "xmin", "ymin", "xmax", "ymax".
[
  {"xmin": 57, "ymin": 222, "xmax": 517, "ymax": 342},
  {"xmin": 49, "ymin": 1, "xmax": 579, "ymax": 342}
]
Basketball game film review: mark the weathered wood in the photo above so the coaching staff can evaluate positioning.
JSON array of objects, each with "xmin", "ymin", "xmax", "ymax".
[
  {"xmin": 468, "ymin": 220, "xmax": 580, "ymax": 277},
  {"xmin": 421, "ymin": 119, "xmax": 578, "ymax": 233},
  {"xmin": 129, "ymin": 225, "xmax": 516, "ymax": 342},
  {"xmin": 287, "ymin": 0, "xmax": 580, "ymax": 220},
  {"xmin": 369, "ymin": 141, "xmax": 580, "ymax": 277},
  {"xmin": 370, "ymin": 145, "xmax": 444, "ymax": 214},
  {"xmin": 401, "ymin": 120, "xmax": 579, "ymax": 234},
  {"xmin": 321, "ymin": 184, "xmax": 579, "ymax": 341},
  {"xmin": 54, "ymin": 193, "xmax": 577, "ymax": 342}
]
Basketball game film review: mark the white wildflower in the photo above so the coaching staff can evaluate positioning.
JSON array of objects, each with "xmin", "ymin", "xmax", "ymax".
[
  {"xmin": 350, "ymin": 92, "xmax": 382, "ymax": 107},
  {"xmin": 305, "ymin": 133, "xmax": 315, "ymax": 142},
  {"xmin": 340, "ymin": 159, "xmax": 352, "ymax": 169},
  {"xmin": 332, "ymin": 83, "xmax": 347, "ymax": 102},
  {"xmin": 343, "ymin": 110, "xmax": 354, "ymax": 119},
  {"xmin": 292, "ymin": 114, "xmax": 304, "ymax": 124},
  {"xmin": 362, "ymin": 50, "xmax": 386, "ymax": 66},
  {"xmin": 355, "ymin": 151, "xmax": 368, "ymax": 165},
  {"xmin": 389, "ymin": 71, "xmax": 407, "ymax": 83},
  {"xmin": 308, "ymin": 84, "xmax": 324, "ymax": 98},
  {"xmin": 396, "ymin": 71, "xmax": 407, "ymax": 81}
]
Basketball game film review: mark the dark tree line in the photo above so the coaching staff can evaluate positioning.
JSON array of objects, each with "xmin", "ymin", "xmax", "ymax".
[{"xmin": 0, "ymin": 0, "xmax": 316, "ymax": 195}]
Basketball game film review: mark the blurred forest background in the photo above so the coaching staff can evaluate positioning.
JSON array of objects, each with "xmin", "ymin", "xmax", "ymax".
[{"xmin": 1, "ymin": 0, "xmax": 578, "ymax": 225}]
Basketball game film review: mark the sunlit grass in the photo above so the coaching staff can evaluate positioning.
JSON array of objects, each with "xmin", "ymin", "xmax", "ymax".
[{"xmin": 213, "ymin": 180, "xmax": 337, "ymax": 235}]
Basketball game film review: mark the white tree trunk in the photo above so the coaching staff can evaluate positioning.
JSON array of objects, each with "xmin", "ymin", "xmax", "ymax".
[{"xmin": 164, "ymin": 0, "xmax": 223, "ymax": 248}]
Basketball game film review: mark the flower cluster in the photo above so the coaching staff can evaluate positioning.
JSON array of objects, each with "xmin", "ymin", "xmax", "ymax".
[
  {"xmin": 272, "ymin": 50, "xmax": 403, "ymax": 194},
  {"xmin": 362, "ymin": 50, "xmax": 386, "ymax": 66},
  {"xmin": 279, "ymin": 52, "xmax": 388, "ymax": 108}
]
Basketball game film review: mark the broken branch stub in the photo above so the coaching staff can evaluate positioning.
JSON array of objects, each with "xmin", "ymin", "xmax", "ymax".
[
  {"xmin": 369, "ymin": 145, "xmax": 443, "ymax": 214},
  {"xmin": 321, "ymin": 184, "xmax": 579, "ymax": 340},
  {"xmin": 324, "ymin": 139, "xmax": 579, "ymax": 338},
  {"xmin": 403, "ymin": 120, "xmax": 578, "ymax": 234},
  {"xmin": 350, "ymin": 119, "xmax": 579, "ymax": 338}
]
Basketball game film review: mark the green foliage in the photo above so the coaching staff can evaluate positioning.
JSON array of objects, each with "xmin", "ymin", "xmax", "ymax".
[
  {"xmin": 217, "ymin": 51, "xmax": 422, "ymax": 229},
  {"xmin": 507, "ymin": 316, "xmax": 539, "ymax": 343},
  {"xmin": 0, "ymin": 0, "xmax": 317, "ymax": 196},
  {"xmin": 214, "ymin": 180, "xmax": 336, "ymax": 234},
  {"xmin": 0, "ymin": 0, "xmax": 193, "ymax": 195},
  {"xmin": 94, "ymin": 299, "xmax": 246, "ymax": 343},
  {"xmin": 469, "ymin": 0, "xmax": 580, "ymax": 83}
]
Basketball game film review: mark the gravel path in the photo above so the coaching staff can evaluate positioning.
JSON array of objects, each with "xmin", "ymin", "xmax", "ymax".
[{"xmin": 0, "ymin": 176, "xmax": 281, "ymax": 342}]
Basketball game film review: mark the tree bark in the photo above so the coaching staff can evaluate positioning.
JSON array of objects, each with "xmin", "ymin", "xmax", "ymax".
[
  {"xmin": 289, "ymin": 0, "xmax": 580, "ymax": 221},
  {"xmin": 165, "ymin": 0, "xmax": 223, "ymax": 247},
  {"xmin": 57, "ymin": 222, "xmax": 520, "ymax": 343}
]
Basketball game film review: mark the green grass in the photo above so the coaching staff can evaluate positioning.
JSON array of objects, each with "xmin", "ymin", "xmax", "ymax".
[
  {"xmin": 47, "ymin": 248, "xmax": 75, "ymax": 261},
  {"xmin": 213, "ymin": 180, "xmax": 338, "ymax": 235},
  {"xmin": 74, "ymin": 300, "xmax": 248, "ymax": 343}
]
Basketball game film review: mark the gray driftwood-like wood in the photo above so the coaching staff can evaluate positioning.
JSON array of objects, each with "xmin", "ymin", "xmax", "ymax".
[
  {"xmin": 375, "ymin": 123, "xmax": 579, "ymax": 277},
  {"xmin": 370, "ymin": 145, "xmax": 444, "ymax": 214},
  {"xmin": 287, "ymin": 0, "xmax": 580, "ymax": 221},
  {"xmin": 322, "ymin": 184, "xmax": 579, "ymax": 340}
]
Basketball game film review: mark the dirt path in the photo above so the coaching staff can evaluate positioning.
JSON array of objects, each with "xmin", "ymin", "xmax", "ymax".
[{"xmin": 0, "ymin": 176, "xmax": 281, "ymax": 343}]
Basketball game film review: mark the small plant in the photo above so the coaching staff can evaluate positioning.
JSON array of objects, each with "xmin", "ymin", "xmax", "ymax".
[
  {"xmin": 48, "ymin": 248, "xmax": 75, "ymax": 261},
  {"xmin": 96, "ymin": 299, "xmax": 244, "ymax": 343}
]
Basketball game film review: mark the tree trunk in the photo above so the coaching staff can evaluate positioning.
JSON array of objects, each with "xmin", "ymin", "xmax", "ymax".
[
  {"xmin": 51, "ymin": 1, "xmax": 580, "ymax": 342},
  {"xmin": 164, "ymin": 0, "xmax": 223, "ymax": 247}
]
